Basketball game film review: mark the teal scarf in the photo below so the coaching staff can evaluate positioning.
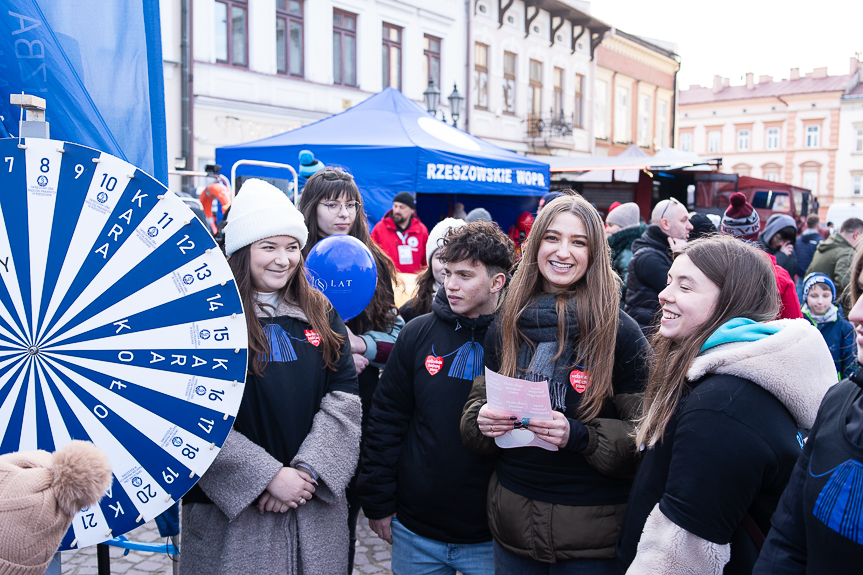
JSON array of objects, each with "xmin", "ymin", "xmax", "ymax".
[{"xmin": 699, "ymin": 317, "xmax": 784, "ymax": 354}]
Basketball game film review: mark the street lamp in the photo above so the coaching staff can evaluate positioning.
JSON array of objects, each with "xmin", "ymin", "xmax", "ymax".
[
  {"xmin": 423, "ymin": 79, "xmax": 441, "ymax": 118},
  {"xmin": 447, "ymin": 83, "xmax": 464, "ymax": 127}
]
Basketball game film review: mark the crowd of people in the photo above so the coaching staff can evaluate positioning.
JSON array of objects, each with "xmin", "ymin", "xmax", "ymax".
[{"xmin": 164, "ymin": 173, "xmax": 863, "ymax": 575}]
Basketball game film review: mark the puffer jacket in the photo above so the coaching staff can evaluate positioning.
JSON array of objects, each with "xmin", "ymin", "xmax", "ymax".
[
  {"xmin": 461, "ymin": 304, "xmax": 650, "ymax": 562},
  {"xmin": 758, "ymin": 214, "xmax": 798, "ymax": 279},
  {"xmin": 608, "ymin": 224, "xmax": 647, "ymax": 303},
  {"xmin": 617, "ymin": 318, "xmax": 837, "ymax": 575},
  {"xmin": 624, "ymin": 225, "xmax": 673, "ymax": 335}
]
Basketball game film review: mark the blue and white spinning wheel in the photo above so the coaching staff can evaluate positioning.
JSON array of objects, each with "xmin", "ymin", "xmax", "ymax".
[{"xmin": 0, "ymin": 137, "xmax": 247, "ymax": 549}]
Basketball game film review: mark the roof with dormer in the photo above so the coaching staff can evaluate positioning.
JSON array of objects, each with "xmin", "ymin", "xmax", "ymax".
[{"xmin": 680, "ymin": 74, "xmax": 855, "ymax": 105}]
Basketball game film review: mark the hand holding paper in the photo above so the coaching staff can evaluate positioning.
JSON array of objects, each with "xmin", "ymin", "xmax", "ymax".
[{"xmin": 484, "ymin": 367, "xmax": 558, "ymax": 451}]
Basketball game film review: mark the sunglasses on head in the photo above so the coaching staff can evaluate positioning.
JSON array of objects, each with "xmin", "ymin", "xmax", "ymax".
[{"xmin": 659, "ymin": 197, "xmax": 682, "ymax": 221}]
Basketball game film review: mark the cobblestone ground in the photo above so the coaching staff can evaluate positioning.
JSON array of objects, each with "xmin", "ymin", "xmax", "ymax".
[{"xmin": 59, "ymin": 509, "xmax": 392, "ymax": 575}]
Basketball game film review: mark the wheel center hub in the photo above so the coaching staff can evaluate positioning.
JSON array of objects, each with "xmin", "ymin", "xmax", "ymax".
[{"xmin": 28, "ymin": 346, "xmax": 39, "ymax": 356}]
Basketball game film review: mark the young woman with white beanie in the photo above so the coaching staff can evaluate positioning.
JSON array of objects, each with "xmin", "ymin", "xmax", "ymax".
[{"xmin": 180, "ymin": 179, "xmax": 361, "ymax": 575}]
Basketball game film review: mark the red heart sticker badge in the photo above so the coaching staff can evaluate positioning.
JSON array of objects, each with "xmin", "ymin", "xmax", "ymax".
[
  {"xmin": 570, "ymin": 369, "xmax": 590, "ymax": 393},
  {"xmin": 304, "ymin": 330, "xmax": 321, "ymax": 347},
  {"xmin": 425, "ymin": 355, "xmax": 443, "ymax": 376}
]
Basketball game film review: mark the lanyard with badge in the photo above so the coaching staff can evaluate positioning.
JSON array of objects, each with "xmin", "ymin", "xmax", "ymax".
[{"xmin": 396, "ymin": 230, "xmax": 415, "ymax": 266}]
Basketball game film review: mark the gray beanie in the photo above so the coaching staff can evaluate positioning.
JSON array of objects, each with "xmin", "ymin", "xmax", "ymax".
[
  {"xmin": 605, "ymin": 202, "xmax": 640, "ymax": 229},
  {"xmin": 426, "ymin": 218, "xmax": 466, "ymax": 263},
  {"xmin": 224, "ymin": 179, "xmax": 309, "ymax": 256},
  {"xmin": 465, "ymin": 208, "xmax": 492, "ymax": 223}
]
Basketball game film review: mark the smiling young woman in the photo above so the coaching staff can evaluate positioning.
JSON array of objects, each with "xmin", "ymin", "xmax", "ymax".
[
  {"xmin": 460, "ymin": 193, "xmax": 651, "ymax": 573},
  {"xmin": 617, "ymin": 235, "xmax": 837, "ymax": 575}
]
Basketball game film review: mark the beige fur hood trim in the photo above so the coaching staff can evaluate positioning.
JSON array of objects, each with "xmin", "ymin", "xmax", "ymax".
[{"xmin": 686, "ymin": 318, "xmax": 838, "ymax": 429}]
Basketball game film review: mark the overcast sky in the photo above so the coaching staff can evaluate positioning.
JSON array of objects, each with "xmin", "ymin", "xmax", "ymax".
[{"xmin": 590, "ymin": 0, "xmax": 863, "ymax": 89}]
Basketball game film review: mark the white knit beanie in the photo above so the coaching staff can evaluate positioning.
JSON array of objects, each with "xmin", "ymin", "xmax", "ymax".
[
  {"xmin": 224, "ymin": 179, "xmax": 308, "ymax": 256},
  {"xmin": 426, "ymin": 217, "xmax": 466, "ymax": 264},
  {"xmin": 605, "ymin": 202, "xmax": 641, "ymax": 229}
]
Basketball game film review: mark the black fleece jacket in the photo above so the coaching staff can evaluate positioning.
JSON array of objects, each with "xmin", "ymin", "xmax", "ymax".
[
  {"xmin": 624, "ymin": 225, "xmax": 673, "ymax": 333},
  {"xmin": 357, "ymin": 289, "xmax": 498, "ymax": 544}
]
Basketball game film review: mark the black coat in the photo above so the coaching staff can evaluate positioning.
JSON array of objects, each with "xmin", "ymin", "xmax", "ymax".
[
  {"xmin": 623, "ymin": 225, "xmax": 673, "ymax": 334},
  {"xmin": 357, "ymin": 289, "xmax": 497, "ymax": 544}
]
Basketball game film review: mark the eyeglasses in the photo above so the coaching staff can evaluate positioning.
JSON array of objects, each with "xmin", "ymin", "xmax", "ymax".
[
  {"xmin": 659, "ymin": 197, "xmax": 682, "ymax": 221},
  {"xmin": 319, "ymin": 201, "xmax": 360, "ymax": 214}
]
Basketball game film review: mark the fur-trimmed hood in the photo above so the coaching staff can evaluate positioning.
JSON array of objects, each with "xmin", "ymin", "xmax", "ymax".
[{"xmin": 686, "ymin": 318, "xmax": 838, "ymax": 429}]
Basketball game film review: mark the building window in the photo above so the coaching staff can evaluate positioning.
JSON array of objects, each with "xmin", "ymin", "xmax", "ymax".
[
  {"xmin": 637, "ymin": 94, "xmax": 651, "ymax": 147},
  {"xmin": 802, "ymin": 170, "xmax": 818, "ymax": 194},
  {"xmin": 382, "ymin": 23, "xmax": 402, "ymax": 90},
  {"xmin": 707, "ymin": 130, "xmax": 720, "ymax": 153},
  {"xmin": 806, "ymin": 125, "xmax": 820, "ymax": 148},
  {"xmin": 766, "ymin": 127, "xmax": 780, "ymax": 151},
  {"xmin": 737, "ymin": 129, "xmax": 750, "ymax": 151},
  {"xmin": 503, "ymin": 51, "xmax": 516, "ymax": 114},
  {"xmin": 733, "ymin": 164, "xmax": 752, "ymax": 177},
  {"xmin": 656, "ymin": 100, "xmax": 668, "ymax": 148},
  {"xmin": 614, "ymin": 86, "xmax": 630, "ymax": 143},
  {"xmin": 594, "ymin": 80, "xmax": 609, "ymax": 140},
  {"xmin": 529, "ymin": 59, "xmax": 542, "ymax": 116},
  {"xmin": 553, "ymin": 67, "xmax": 564, "ymax": 116},
  {"xmin": 854, "ymin": 175, "xmax": 863, "ymax": 197},
  {"xmin": 215, "ymin": 0, "xmax": 247, "ymax": 66},
  {"xmin": 855, "ymin": 127, "xmax": 863, "ymax": 152},
  {"xmin": 764, "ymin": 173, "xmax": 779, "ymax": 182},
  {"xmin": 574, "ymin": 73, "xmax": 584, "ymax": 128},
  {"xmin": 276, "ymin": 0, "xmax": 303, "ymax": 76},
  {"xmin": 679, "ymin": 132, "xmax": 692, "ymax": 152},
  {"xmin": 333, "ymin": 10, "xmax": 357, "ymax": 86},
  {"xmin": 423, "ymin": 35, "xmax": 441, "ymax": 89},
  {"xmin": 474, "ymin": 43, "xmax": 488, "ymax": 109}
]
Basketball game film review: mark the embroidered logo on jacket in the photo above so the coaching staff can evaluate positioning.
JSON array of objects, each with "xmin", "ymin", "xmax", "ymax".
[
  {"xmin": 810, "ymin": 459, "xmax": 863, "ymax": 543},
  {"xmin": 427, "ymin": 342, "xmax": 484, "ymax": 380},
  {"xmin": 259, "ymin": 324, "xmax": 320, "ymax": 362}
]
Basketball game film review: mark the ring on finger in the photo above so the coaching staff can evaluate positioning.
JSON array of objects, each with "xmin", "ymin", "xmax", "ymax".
[{"xmin": 299, "ymin": 497, "xmax": 306, "ymax": 505}]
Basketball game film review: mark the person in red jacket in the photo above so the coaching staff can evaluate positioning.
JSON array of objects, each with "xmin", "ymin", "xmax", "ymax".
[
  {"xmin": 720, "ymin": 192, "xmax": 803, "ymax": 320},
  {"xmin": 371, "ymin": 192, "xmax": 430, "ymax": 273}
]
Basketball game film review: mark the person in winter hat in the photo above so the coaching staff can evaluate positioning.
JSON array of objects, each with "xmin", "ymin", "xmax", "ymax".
[
  {"xmin": 758, "ymin": 213, "xmax": 798, "ymax": 278},
  {"xmin": 370, "ymin": 192, "xmax": 430, "ymax": 273},
  {"xmin": 0, "ymin": 441, "xmax": 112, "ymax": 575},
  {"xmin": 399, "ymin": 217, "xmax": 466, "ymax": 323},
  {"xmin": 688, "ymin": 213, "xmax": 718, "ymax": 242},
  {"xmin": 182, "ymin": 177, "xmax": 362, "ymax": 575},
  {"xmin": 801, "ymin": 272, "xmax": 857, "ymax": 379},
  {"xmin": 465, "ymin": 207, "xmax": 492, "ymax": 223},
  {"xmin": 605, "ymin": 202, "xmax": 646, "ymax": 304},
  {"xmin": 720, "ymin": 192, "xmax": 802, "ymax": 320}
]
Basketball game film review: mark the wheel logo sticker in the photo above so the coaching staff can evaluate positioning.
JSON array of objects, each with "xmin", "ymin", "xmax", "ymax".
[
  {"xmin": 195, "ymin": 385, "xmax": 207, "ymax": 395},
  {"xmin": 183, "ymin": 274, "xmax": 194, "ymax": 284},
  {"xmin": 147, "ymin": 226, "xmax": 159, "ymax": 237},
  {"xmin": 171, "ymin": 437, "xmax": 183, "ymax": 447},
  {"xmin": 199, "ymin": 330, "xmax": 210, "ymax": 340},
  {"xmin": 96, "ymin": 191, "xmax": 108, "ymax": 203},
  {"xmin": 37, "ymin": 175, "xmax": 48, "ymax": 187},
  {"xmin": 131, "ymin": 477, "xmax": 142, "ymax": 487}
]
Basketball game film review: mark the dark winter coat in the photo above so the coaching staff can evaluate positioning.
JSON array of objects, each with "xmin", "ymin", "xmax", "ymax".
[
  {"xmin": 460, "ymin": 302, "xmax": 651, "ymax": 562},
  {"xmin": 624, "ymin": 225, "xmax": 673, "ymax": 335},
  {"xmin": 794, "ymin": 230, "xmax": 823, "ymax": 277},
  {"xmin": 357, "ymin": 289, "xmax": 497, "ymax": 544},
  {"xmin": 753, "ymin": 368, "xmax": 863, "ymax": 575},
  {"xmin": 758, "ymin": 215, "xmax": 798, "ymax": 279},
  {"xmin": 804, "ymin": 310, "xmax": 857, "ymax": 379},
  {"xmin": 608, "ymin": 223, "xmax": 647, "ymax": 302},
  {"xmin": 806, "ymin": 233, "xmax": 856, "ymax": 307}
]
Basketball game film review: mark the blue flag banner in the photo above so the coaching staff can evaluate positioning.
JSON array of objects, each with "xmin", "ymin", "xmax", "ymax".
[{"xmin": 0, "ymin": 0, "xmax": 167, "ymax": 184}]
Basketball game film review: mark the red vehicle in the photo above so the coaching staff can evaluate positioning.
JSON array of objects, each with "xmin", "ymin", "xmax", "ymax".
[{"xmin": 695, "ymin": 175, "xmax": 816, "ymax": 231}]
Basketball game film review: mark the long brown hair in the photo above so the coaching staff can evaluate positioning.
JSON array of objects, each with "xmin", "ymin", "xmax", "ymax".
[
  {"xmin": 229, "ymin": 244, "xmax": 344, "ymax": 376},
  {"xmin": 636, "ymin": 235, "xmax": 779, "ymax": 449},
  {"xmin": 298, "ymin": 167, "xmax": 398, "ymax": 333},
  {"xmin": 497, "ymin": 192, "xmax": 620, "ymax": 421},
  {"xmin": 850, "ymin": 247, "xmax": 863, "ymax": 305},
  {"xmin": 409, "ymin": 266, "xmax": 437, "ymax": 317}
]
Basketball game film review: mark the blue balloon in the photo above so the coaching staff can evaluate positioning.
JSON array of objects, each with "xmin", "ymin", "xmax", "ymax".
[{"xmin": 305, "ymin": 235, "xmax": 378, "ymax": 321}]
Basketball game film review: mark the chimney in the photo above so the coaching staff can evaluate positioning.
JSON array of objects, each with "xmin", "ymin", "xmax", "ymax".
[
  {"xmin": 812, "ymin": 67, "xmax": 828, "ymax": 79},
  {"xmin": 723, "ymin": 77, "xmax": 730, "ymax": 88},
  {"xmin": 790, "ymin": 68, "xmax": 800, "ymax": 80},
  {"xmin": 852, "ymin": 57, "xmax": 862, "ymax": 74},
  {"xmin": 712, "ymin": 75, "xmax": 723, "ymax": 93},
  {"xmin": 759, "ymin": 75, "xmax": 773, "ymax": 84},
  {"xmin": 689, "ymin": 84, "xmax": 702, "ymax": 90},
  {"xmin": 745, "ymin": 73, "xmax": 754, "ymax": 89}
]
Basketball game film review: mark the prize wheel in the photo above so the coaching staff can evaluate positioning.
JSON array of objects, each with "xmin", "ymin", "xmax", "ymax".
[{"xmin": 0, "ymin": 138, "xmax": 247, "ymax": 549}]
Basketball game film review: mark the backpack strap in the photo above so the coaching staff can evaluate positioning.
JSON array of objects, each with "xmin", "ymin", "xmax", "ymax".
[{"xmin": 740, "ymin": 512, "xmax": 765, "ymax": 550}]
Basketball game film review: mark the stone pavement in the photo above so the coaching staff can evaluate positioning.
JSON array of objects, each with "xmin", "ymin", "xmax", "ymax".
[{"xmin": 59, "ymin": 509, "xmax": 392, "ymax": 575}]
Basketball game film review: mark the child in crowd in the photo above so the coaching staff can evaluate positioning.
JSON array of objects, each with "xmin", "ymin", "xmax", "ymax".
[{"xmin": 802, "ymin": 273, "xmax": 857, "ymax": 379}]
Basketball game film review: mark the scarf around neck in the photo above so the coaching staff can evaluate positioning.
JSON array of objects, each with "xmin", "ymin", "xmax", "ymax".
[
  {"xmin": 803, "ymin": 304, "xmax": 839, "ymax": 325},
  {"xmin": 517, "ymin": 295, "xmax": 580, "ymax": 411}
]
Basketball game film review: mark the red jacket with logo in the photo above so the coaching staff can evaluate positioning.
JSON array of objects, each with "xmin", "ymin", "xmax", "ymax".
[{"xmin": 371, "ymin": 211, "xmax": 429, "ymax": 273}]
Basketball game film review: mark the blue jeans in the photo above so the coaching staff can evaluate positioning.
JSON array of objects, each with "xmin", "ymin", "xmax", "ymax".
[
  {"xmin": 493, "ymin": 541, "xmax": 622, "ymax": 575},
  {"xmin": 390, "ymin": 516, "xmax": 494, "ymax": 575}
]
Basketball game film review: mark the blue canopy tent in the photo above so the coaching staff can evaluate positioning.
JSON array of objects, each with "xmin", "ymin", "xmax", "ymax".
[{"xmin": 215, "ymin": 88, "xmax": 549, "ymax": 226}]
